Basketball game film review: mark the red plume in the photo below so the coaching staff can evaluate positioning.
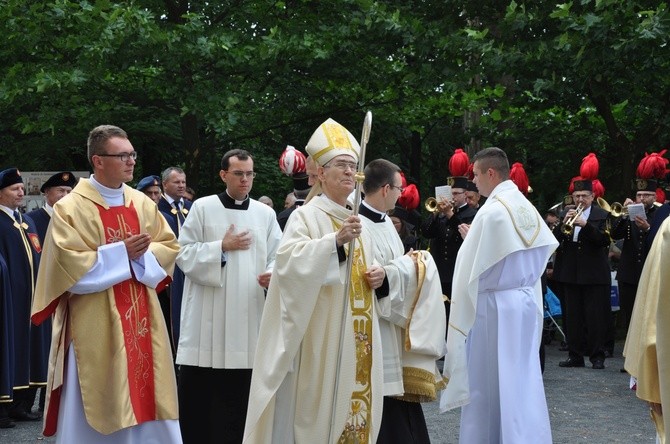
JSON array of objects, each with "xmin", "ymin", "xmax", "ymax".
[
  {"xmin": 636, "ymin": 150, "xmax": 668, "ymax": 179},
  {"xmin": 449, "ymin": 149, "xmax": 470, "ymax": 176},
  {"xmin": 399, "ymin": 171, "xmax": 408, "ymax": 188},
  {"xmin": 656, "ymin": 188, "xmax": 665, "ymax": 204},
  {"xmin": 510, "ymin": 162, "xmax": 530, "ymax": 196},
  {"xmin": 466, "ymin": 163, "xmax": 474, "ymax": 180},
  {"xmin": 592, "ymin": 179, "xmax": 605, "ymax": 198},
  {"xmin": 579, "ymin": 153, "xmax": 599, "ymax": 180},
  {"xmin": 398, "ymin": 184, "xmax": 420, "ymax": 210}
]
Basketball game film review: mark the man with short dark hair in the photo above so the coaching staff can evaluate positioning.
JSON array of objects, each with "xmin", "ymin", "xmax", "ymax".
[
  {"xmin": 32, "ymin": 125, "xmax": 181, "ymax": 442},
  {"xmin": 176, "ymin": 148, "xmax": 281, "ymax": 444},
  {"xmin": 441, "ymin": 147, "xmax": 557, "ymax": 443},
  {"xmin": 360, "ymin": 159, "xmax": 444, "ymax": 444}
]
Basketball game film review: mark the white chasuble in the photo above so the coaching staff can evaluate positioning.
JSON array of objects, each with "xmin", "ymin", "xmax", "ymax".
[{"xmin": 243, "ymin": 195, "xmax": 384, "ymax": 444}]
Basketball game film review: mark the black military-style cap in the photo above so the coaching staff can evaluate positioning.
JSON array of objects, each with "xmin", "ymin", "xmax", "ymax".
[
  {"xmin": 40, "ymin": 171, "xmax": 77, "ymax": 193},
  {"xmin": 0, "ymin": 167, "xmax": 23, "ymax": 190}
]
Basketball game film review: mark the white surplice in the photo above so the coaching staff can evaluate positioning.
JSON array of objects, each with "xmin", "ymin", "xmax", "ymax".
[{"xmin": 175, "ymin": 195, "xmax": 281, "ymax": 369}]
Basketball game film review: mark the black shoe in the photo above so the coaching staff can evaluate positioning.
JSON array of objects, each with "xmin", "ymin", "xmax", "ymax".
[
  {"xmin": 592, "ymin": 359, "xmax": 605, "ymax": 370},
  {"xmin": 9, "ymin": 409, "xmax": 41, "ymax": 421},
  {"xmin": 0, "ymin": 417, "xmax": 15, "ymax": 428},
  {"xmin": 620, "ymin": 368, "xmax": 627, "ymax": 373},
  {"xmin": 559, "ymin": 357, "xmax": 585, "ymax": 368}
]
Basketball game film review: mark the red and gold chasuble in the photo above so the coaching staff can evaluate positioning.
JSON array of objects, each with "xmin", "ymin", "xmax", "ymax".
[{"xmin": 96, "ymin": 202, "xmax": 156, "ymax": 423}]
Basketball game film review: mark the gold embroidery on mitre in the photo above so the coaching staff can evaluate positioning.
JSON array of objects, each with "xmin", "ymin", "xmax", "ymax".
[
  {"xmin": 313, "ymin": 122, "xmax": 356, "ymax": 164},
  {"xmin": 339, "ymin": 240, "xmax": 373, "ymax": 444}
]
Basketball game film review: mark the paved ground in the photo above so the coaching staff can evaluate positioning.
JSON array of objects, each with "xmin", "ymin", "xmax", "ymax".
[{"xmin": 1, "ymin": 339, "xmax": 656, "ymax": 443}]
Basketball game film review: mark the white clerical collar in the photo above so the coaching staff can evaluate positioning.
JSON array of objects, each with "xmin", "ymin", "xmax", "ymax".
[
  {"xmin": 361, "ymin": 200, "xmax": 386, "ymax": 220},
  {"xmin": 226, "ymin": 190, "xmax": 248, "ymax": 205},
  {"xmin": 90, "ymin": 174, "xmax": 125, "ymax": 207}
]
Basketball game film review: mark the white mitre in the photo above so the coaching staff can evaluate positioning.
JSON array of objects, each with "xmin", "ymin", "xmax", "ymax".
[{"xmin": 305, "ymin": 118, "xmax": 360, "ymax": 166}]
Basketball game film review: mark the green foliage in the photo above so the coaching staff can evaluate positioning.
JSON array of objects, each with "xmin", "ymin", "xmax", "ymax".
[{"xmin": 1, "ymin": 0, "xmax": 670, "ymax": 209}]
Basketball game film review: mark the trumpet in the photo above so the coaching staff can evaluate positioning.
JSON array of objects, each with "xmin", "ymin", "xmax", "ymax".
[
  {"xmin": 597, "ymin": 197, "xmax": 628, "ymax": 218},
  {"xmin": 561, "ymin": 203, "xmax": 584, "ymax": 235},
  {"xmin": 425, "ymin": 197, "xmax": 439, "ymax": 213}
]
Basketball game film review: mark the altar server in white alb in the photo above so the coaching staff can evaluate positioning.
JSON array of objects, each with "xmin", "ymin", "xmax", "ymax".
[
  {"xmin": 176, "ymin": 149, "xmax": 282, "ymax": 444},
  {"xmin": 359, "ymin": 158, "xmax": 446, "ymax": 443},
  {"xmin": 244, "ymin": 118, "xmax": 386, "ymax": 443},
  {"xmin": 440, "ymin": 147, "xmax": 558, "ymax": 443}
]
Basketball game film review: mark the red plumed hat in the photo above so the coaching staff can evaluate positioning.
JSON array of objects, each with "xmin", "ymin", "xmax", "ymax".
[
  {"xmin": 398, "ymin": 184, "xmax": 420, "ymax": 210},
  {"xmin": 448, "ymin": 148, "xmax": 470, "ymax": 177},
  {"xmin": 510, "ymin": 162, "xmax": 530, "ymax": 196},
  {"xmin": 568, "ymin": 176, "xmax": 586, "ymax": 194},
  {"xmin": 636, "ymin": 150, "xmax": 668, "ymax": 180},
  {"xmin": 466, "ymin": 163, "xmax": 474, "ymax": 180},
  {"xmin": 400, "ymin": 171, "xmax": 408, "ymax": 188},
  {"xmin": 591, "ymin": 179, "xmax": 605, "ymax": 198},
  {"xmin": 279, "ymin": 145, "xmax": 306, "ymax": 176},
  {"xmin": 656, "ymin": 188, "xmax": 665, "ymax": 204},
  {"xmin": 579, "ymin": 152, "xmax": 599, "ymax": 180}
]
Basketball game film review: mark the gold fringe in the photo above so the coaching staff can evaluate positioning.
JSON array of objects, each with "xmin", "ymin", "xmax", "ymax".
[{"xmin": 394, "ymin": 366, "xmax": 447, "ymax": 403}]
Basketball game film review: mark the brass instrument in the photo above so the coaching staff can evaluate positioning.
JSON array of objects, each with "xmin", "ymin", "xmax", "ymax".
[
  {"xmin": 561, "ymin": 203, "xmax": 584, "ymax": 235},
  {"xmin": 425, "ymin": 197, "xmax": 439, "ymax": 213},
  {"xmin": 597, "ymin": 197, "xmax": 628, "ymax": 218}
]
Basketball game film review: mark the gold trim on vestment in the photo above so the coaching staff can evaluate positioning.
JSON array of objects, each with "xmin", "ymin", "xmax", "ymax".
[
  {"xmin": 404, "ymin": 251, "xmax": 426, "ymax": 351},
  {"xmin": 395, "ymin": 367, "xmax": 447, "ymax": 403},
  {"xmin": 495, "ymin": 196, "xmax": 540, "ymax": 247}
]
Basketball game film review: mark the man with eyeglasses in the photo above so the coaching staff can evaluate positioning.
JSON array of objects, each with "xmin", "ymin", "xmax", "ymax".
[
  {"xmin": 176, "ymin": 148, "xmax": 281, "ymax": 444},
  {"xmin": 245, "ymin": 118, "xmax": 386, "ymax": 443},
  {"xmin": 31, "ymin": 125, "xmax": 182, "ymax": 442},
  {"xmin": 358, "ymin": 159, "xmax": 445, "ymax": 443},
  {"xmin": 421, "ymin": 174, "xmax": 477, "ymax": 336},
  {"xmin": 610, "ymin": 177, "xmax": 660, "ymax": 337},
  {"xmin": 552, "ymin": 179, "xmax": 611, "ymax": 370}
]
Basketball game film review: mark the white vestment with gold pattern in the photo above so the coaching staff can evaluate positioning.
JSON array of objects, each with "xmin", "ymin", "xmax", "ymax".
[{"xmin": 243, "ymin": 194, "xmax": 384, "ymax": 444}]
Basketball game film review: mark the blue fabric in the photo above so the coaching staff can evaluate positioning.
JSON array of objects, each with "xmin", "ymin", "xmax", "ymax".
[{"xmin": 544, "ymin": 287, "xmax": 562, "ymax": 318}]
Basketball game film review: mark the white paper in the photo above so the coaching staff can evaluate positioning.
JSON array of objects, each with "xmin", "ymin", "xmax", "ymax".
[
  {"xmin": 627, "ymin": 203, "xmax": 646, "ymax": 220},
  {"xmin": 435, "ymin": 185, "xmax": 452, "ymax": 202}
]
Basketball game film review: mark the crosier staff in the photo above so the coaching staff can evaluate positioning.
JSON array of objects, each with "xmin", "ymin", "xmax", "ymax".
[{"xmin": 329, "ymin": 111, "xmax": 372, "ymax": 444}]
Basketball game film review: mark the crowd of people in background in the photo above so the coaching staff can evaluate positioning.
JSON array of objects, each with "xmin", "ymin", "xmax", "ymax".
[{"xmin": 2, "ymin": 122, "xmax": 670, "ymax": 443}]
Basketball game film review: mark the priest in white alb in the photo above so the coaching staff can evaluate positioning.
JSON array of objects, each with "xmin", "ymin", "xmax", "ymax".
[
  {"xmin": 175, "ymin": 149, "xmax": 282, "ymax": 444},
  {"xmin": 358, "ymin": 158, "xmax": 446, "ymax": 443},
  {"xmin": 440, "ymin": 147, "xmax": 558, "ymax": 443}
]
